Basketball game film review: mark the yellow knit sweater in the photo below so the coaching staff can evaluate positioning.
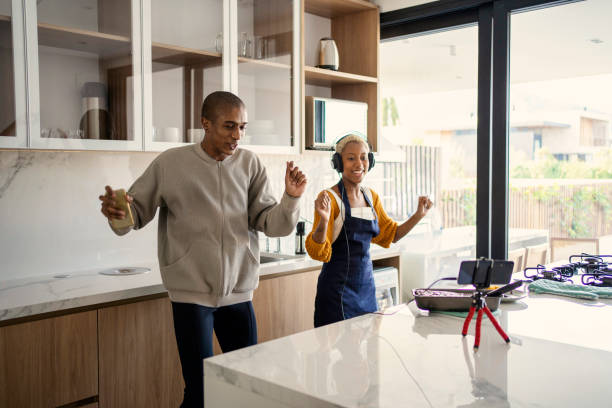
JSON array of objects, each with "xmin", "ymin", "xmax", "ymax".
[{"xmin": 305, "ymin": 188, "xmax": 398, "ymax": 263}]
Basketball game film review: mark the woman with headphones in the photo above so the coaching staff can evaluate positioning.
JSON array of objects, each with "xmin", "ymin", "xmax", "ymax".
[{"xmin": 306, "ymin": 134, "xmax": 433, "ymax": 327}]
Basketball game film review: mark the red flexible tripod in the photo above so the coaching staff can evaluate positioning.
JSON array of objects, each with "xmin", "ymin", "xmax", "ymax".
[{"xmin": 461, "ymin": 280, "xmax": 522, "ymax": 349}]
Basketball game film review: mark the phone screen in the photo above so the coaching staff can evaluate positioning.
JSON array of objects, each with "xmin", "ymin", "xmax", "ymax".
[{"xmin": 457, "ymin": 260, "xmax": 514, "ymax": 285}]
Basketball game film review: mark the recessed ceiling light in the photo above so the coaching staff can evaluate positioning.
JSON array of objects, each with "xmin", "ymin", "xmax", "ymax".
[{"xmin": 590, "ymin": 38, "xmax": 603, "ymax": 44}]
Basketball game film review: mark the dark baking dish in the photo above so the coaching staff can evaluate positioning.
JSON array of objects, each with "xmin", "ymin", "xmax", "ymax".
[{"xmin": 412, "ymin": 288, "xmax": 501, "ymax": 312}]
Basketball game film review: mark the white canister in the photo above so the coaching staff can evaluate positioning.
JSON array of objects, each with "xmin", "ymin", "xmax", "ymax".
[
  {"xmin": 162, "ymin": 127, "xmax": 181, "ymax": 143},
  {"xmin": 187, "ymin": 129, "xmax": 205, "ymax": 143}
]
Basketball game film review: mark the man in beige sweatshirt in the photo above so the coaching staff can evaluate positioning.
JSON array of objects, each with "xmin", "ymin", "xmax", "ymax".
[{"xmin": 99, "ymin": 91, "xmax": 306, "ymax": 407}]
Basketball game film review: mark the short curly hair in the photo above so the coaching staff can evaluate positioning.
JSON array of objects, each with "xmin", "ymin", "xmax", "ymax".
[
  {"xmin": 335, "ymin": 134, "xmax": 370, "ymax": 154},
  {"xmin": 201, "ymin": 91, "xmax": 245, "ymax": 121}
]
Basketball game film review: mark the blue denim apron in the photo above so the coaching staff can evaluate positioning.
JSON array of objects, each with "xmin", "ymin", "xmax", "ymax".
[{"xmin": 314, "ymin": 181, "xmax": 380, "ymax": 327}]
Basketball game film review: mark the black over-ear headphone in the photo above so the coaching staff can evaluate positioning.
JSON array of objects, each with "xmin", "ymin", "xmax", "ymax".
[{"xmin": 331, "ymin": 136, "xmax": 375, "ymax": 173}]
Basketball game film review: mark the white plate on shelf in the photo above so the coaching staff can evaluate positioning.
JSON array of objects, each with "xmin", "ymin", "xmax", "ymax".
[{"xmin": 99, "ymin": 267, "xmax": 150, "ymax": 276}]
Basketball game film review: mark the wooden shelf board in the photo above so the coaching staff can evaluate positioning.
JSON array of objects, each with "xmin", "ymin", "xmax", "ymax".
[
  {"xmin": 238, "ymin": 57, "xmax": 292, "ymax": 79},
  {"xmin": 304, "ymin": 65, "xmax": 377, "ymax": 86},
  {"xmin": 305, "ymin": 0, "xmax": 378, "ymax": 18},
  {"xmin": 37, "ymin": 22, "xmax": 131, "ymax": 58},
  {"xmin": 238, "ymin": 57, "xmax": 291, "ymax": 70},
  {"xmin": 0, "ymin": 14, "xmax": 10, "ymax": 22},
  {"xmin": 152, "ymin": 42, "xmax": 221, "ymax": 67}
]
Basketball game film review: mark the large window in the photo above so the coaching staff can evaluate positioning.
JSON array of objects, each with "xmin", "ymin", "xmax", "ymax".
[
  {"xmin": 379, "ymin": 26, "xmax": 479, "ymax": 288},
  {"xmin": 509, "ymin": 0, "xmax": 612, "ymax": 265},
  {"xmin": 381, "ymin": 0, "xmax": 612, "ymax": 277}
]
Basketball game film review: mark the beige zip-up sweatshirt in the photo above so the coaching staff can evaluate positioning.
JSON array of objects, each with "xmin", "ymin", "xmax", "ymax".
[{"xmin": 111, "ymin": 143, "xmax": 300, "ymax": 307}]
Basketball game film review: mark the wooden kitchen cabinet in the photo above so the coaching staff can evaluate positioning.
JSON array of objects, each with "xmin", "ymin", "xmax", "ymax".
[
  {"xmin": 253, "ymin": 268, "xmax": 320, "ymax": 342},
  {"xmin": 98, "ymin": 296, "xmax": 184, "ymax": 407},
  {"xmin": 0, "ymin": 311, "xmax": 98, "ymax": 408},
  {"xmin": 0, "ymin": 266, "xmax": 334, "ymax": 406},
  {"xmin": 213, "ymin": 267, "xmax": 320, "ymax": 354}
]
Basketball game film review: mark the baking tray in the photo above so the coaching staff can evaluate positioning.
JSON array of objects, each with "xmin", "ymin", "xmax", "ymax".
[{"xmin": 412, "ymin": 288, "xmax": 501, "ymax": 312}]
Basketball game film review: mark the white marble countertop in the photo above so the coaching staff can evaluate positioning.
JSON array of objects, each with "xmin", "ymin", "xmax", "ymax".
[
  {"xmin": 204, "ymin": 289, "xmax": 612, "ymax": 407},
  {"xmin": 0, "ymin": 246, "xmax": 402, "ymax": 323}
]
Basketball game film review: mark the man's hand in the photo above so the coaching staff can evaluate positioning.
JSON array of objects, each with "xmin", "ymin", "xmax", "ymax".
[
  {"xmin": 99, "ymin": 185, "xmax": 133, "ymax": 220},
  {"xmin": 285, "ymin": 161, "xmax": 307, "ymax": 198},
  {"xmin": 415, "ymin": 195, "xmax": 433, "ymax": 219},
  {"xmin": 314, "ymin": 191, "xmax": 331, "ymax": 222}
]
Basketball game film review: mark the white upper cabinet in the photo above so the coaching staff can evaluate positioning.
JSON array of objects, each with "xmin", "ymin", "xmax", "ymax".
[
  {"xmin": 28, "ymin": 0, "xmax": 144, "ymax": 151},
  {"xmin": 0, "ymin": 0, "xmax": 27, "ymax": 148},
  {"xmin": 235, "ymin": 0, "xmax": 301, "ymax": 154},
  {"xmin": 142, "ymin": 0, "xmax": 224, "ymax": 151},
  {"xmin": 1, "ymin": 0, "xmax": 300, "ymax": 152}
]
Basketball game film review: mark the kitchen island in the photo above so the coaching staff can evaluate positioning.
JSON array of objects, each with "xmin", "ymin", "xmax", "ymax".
[{"xmin": 204, "ymin": 290, "xmax": 612, "ymax": 407}]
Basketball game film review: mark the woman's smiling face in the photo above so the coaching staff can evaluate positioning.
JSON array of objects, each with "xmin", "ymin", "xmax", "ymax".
[{"xmin": 341, "ymin": 141, "xmax": 369, "ymax": 184}]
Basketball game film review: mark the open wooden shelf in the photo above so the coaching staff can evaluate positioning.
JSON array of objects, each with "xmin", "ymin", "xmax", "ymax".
[
  {"xmin": 238, "ymin": 56, "xmax": 291, "ymax": 70},
  {"xmin": 301, "ymin": 2, "xmax": 379, "ymax": 152},
  {"xmin": 305, "ymin": 0, "xmax": 378, "ymax": 18},
  {"xmin": 238, "ymin": 57, "xmax": 292, "ymax": 79},
  {"xmin": 37, "ymin": 22, "xmax": 131, "ymax": 58},
  {"xmin": 152, "ymin": 42, "xmax": 221, "ymax": 67},
  {"xmin": 304, "ymin": 65, "xmax": 377, "ymax": 86}
]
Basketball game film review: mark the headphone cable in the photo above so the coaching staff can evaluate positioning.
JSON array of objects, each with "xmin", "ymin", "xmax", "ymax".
[{"xmin": 339, "ymin": 178, "xmax": 350, "ymax": 321}]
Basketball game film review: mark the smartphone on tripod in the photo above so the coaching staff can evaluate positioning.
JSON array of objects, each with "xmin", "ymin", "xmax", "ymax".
[{"xmin": 457, "ymin": 259, "xmax": 514, "ymax": 287}]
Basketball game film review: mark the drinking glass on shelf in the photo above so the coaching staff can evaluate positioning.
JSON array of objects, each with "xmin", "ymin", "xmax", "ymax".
[
  {"xmin": 266, "ymin": 37, "xmax": 276, "ymax": 59},
  {"xmin": 254, "ymin": 36, "xmax": 266, "ymax": 59},
  {"xmin": 215, "ymin": 32, "xmax": 223, "ymax": 53},
  {"xmin": 239, "ymin": 32, "xmax": 251, "ymax": 58},
  {"xmin": 68, "ymin": 129, "xmax": 83, "ymax": 139}
]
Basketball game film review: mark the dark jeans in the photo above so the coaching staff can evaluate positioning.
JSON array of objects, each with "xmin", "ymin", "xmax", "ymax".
[{"xmin": 171, "ymin": 300, "xmax": 257, "ymax": 408}]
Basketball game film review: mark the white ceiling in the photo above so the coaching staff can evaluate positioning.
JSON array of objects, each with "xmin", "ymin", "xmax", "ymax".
[{"xmin": 380, "ymin": 0, "xmax": 612, "ymax": 95}]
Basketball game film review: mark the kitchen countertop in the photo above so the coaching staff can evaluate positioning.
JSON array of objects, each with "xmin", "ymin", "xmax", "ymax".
[
  {"xmin": 204, "ymin": 289, "xmax": 612, "ymax": 407},
  {"xmin": 0, "ymin": 246, "xmax": 402, "ymax": 323}
]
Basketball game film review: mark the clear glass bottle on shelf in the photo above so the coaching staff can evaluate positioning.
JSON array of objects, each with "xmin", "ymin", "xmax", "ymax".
[{"xmin": 239, "ymin": 31, "xmax": 251, "ymax": 58}]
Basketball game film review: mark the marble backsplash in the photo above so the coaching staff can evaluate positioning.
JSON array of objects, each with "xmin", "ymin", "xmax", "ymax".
[{"xmin": 0, "ymin": 148, "xmax": 387, "ymax": 281}]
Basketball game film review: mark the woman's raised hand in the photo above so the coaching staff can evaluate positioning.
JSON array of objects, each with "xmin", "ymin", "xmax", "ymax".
[
  {"xmin": 314, "ymin": 191, "xmax": 331, "ymax": 222},
  {"xmin": 416, "ymin": 195, "xmax": 433, "ymax": 219}
]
